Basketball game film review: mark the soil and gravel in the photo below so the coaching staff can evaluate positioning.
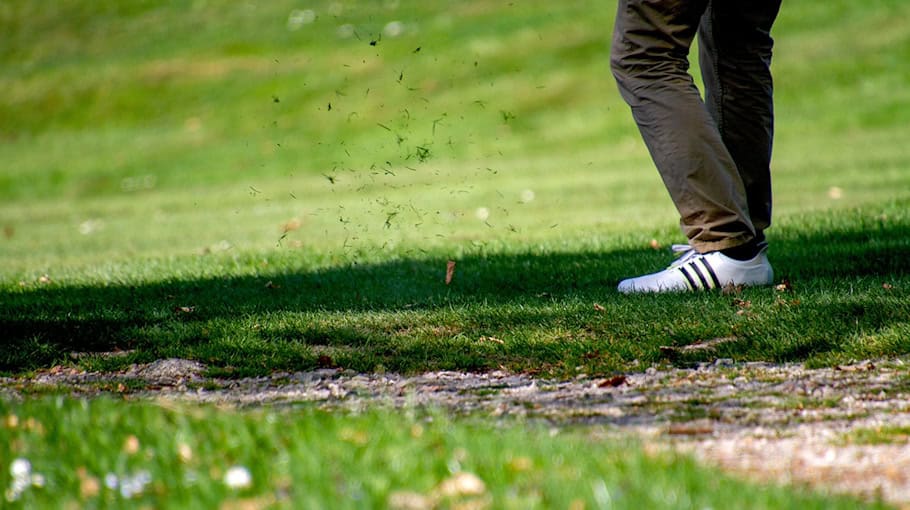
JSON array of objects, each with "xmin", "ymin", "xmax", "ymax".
[{"xmin": 5, "ymin": 357, "xmax": 910, "ymax": 507}]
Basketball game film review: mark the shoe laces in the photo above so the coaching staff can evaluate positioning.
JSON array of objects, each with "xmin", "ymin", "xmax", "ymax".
[{"xmin": 668, "ymin": 244, "xmax": 698, "ymax": 268}]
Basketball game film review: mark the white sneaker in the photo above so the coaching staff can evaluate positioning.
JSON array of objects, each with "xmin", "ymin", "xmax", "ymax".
[{"xmin": 617, "ymin": 244, "xmax": 773, "ymax": 293}]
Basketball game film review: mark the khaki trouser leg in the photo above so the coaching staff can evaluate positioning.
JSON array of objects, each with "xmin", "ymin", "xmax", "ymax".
[
  {"xmin": 610, "ymin": 0, "xmax": 780, "ymax": 252},
  {"xmin": 699, "ymin": 0, "xmax": 781, "ymax": 236}
]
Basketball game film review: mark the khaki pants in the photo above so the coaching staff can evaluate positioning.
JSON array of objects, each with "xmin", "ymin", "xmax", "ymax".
[{"xmin": 611, "ymin": 0, "xmax": 782, "ymax": 252}]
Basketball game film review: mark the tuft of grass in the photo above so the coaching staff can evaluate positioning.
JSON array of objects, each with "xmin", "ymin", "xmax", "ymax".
[{"xmin": 0, "ymin": 397, "xmax": 889, "ymax": 509}]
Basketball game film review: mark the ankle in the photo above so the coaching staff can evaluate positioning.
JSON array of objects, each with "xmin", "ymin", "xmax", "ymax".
[{"xmin": 720, "ymin": 237, "xmax": 765, "ymax": 261}]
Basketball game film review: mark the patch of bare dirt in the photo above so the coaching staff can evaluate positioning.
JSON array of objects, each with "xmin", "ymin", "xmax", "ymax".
[{"xmin": 4, "ymin": 358, "xmax": 910, "ymax": 506}]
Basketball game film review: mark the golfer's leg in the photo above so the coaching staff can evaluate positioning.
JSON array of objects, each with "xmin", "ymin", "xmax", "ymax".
[
  {"xmin": 611, "ymin": 0, "xmax": 755, "ymax": 253},
  {"xmin": 698, "ymin": 0, "xmax": 782, "ymax": 237}
]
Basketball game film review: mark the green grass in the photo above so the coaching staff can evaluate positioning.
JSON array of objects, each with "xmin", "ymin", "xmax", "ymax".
[
  {"xmin": 2, "ymin": 0, "xmax": 910, "ymax": 377},
  {"xmin": 3, "ymin": 1, "xmax": 910, "ymax": 506},
  {"xmin": 0, "ymin": 398, "xmax": 888, "ymax": 509},
  {"xmin": 5, "ymin": 206, "xmax": 910, "ymax": 377}
]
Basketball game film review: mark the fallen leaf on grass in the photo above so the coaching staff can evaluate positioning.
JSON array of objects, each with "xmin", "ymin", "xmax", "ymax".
[
  {"xmin": 598, "ymin": 375, "xmax": 627, "ymax": 388},
  {"xmin": 77, "ymin": 468, "xmax": 100, "ymax": 498},
  {"xmin": 478, "ymin": 336, "xmax": 504, "ymax": 345},
  {"xmin": 23, "ymin": 417, "xmax": 43, "ymax": 433},
  {"xmin": 37, "ymin": 365, "xmax": 83, "ymax": 380},
  {"xmin": 582, "ymin": 350, "xmax": 601, "ymax": 360},
  {"xmin": 446, "ymin": 260, "xmax": 456, "ymax": 284},
  {"xmin": 38, "ymin": 274, "xmax": 51, "ymax": 284},
  {"xmin": 775, "ymin": 279, "xmax": 793, "ymax": 292},
  {"xmin": 721, "ymin": 282, "xmax": 743, "ymax": 295},
  {"xmin": 281, "ymin": 218, "xmax": 302, "ymax": 233},
  {"xmin": 732, "ymin": 298, "xmax": 751, "ymax": 309},
  {"xmin": 436, "ymin": 472, "xmax": 486, "ymax": 498},
  {"xmin": 175, "ymin": 306, "xmax": 195, "ymax": 314},
  {"xmin": 123, "ymin": 435, "xmax": 140, "ymax": 455},
  {"xmin": 883, "ymin": 282, "xmax": 894, "ymax": 290},
  {"xmin": 264, "ymin": 280, "xmax": 280, "ymax": 289},
  {"xmin": 835, "ymin": 361, "xmax": 876, "ymax": 372},
  {"xmin": 774, "ymin": 296, "xmax": 801, "ymax": 307},
  {"xmin": 593, "ymin": 303, "xmax": 606, "ymax": 312},
  {"xmin": 80, "ymin": 476, "xmax": 100, "ymax": 498},
  {"xmin": 733, "ymin": 298, "xmax": 753, "ymax": 316}
]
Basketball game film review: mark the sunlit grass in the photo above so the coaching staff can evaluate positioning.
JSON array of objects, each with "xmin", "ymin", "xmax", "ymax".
[{"xmin": 0, "ymin": 398, "xmax": 887, "ymax": 509}]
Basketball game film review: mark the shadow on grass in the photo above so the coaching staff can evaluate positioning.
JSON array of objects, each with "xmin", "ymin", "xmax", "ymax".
[{"xmin": 3, "ymin": 217, "xmax": 910, "ymax": 375}]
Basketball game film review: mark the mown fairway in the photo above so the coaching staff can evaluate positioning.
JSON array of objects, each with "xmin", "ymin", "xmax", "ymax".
[
  {"xmin": 2, "ymin": 0, "xmax": 909, "ymax": 376},
  {"xmin": 1, "ymin": 1, "xmax": 909, "ymax": 507}
]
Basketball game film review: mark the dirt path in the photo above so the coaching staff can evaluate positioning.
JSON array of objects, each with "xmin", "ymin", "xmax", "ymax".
[{"xmin": 5, "ymin": 358, "xmax": 910, "ymax": 507}]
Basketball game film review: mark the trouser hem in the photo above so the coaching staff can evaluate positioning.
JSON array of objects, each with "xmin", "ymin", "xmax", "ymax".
[{"xmin": 690, "ymin": 234, "xmax": 756, "ymax": 254}]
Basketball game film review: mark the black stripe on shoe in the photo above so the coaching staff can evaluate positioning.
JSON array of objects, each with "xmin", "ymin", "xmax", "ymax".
[
  {"xmin": 699, "ymin": 257, "xmax": 722, "ymax": 289},
  {"xmin": 688, "ymin": 261, "xmax": 712, "ymax": 290},
  {"xmin": 678, "ymin": 265, "xmax": 699, "ymax": 291}
]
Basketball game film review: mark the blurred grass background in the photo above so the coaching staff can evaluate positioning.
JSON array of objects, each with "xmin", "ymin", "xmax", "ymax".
[
  {"xmin": 2, "ymin": 0, "xmax": 908, "ymax": 274},
  {"xmin": 1, "ymin": 398, "xmax": 886, "ymax": 509}
]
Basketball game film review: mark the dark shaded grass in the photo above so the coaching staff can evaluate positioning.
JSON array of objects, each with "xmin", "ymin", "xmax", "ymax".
[{"xmin": 4, "ymin": 210, "xmax": 909, "ymax": 377}]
